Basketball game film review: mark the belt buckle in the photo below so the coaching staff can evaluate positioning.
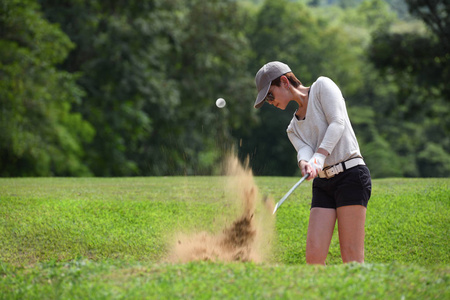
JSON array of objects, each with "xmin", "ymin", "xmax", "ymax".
[
  {"xmin": 325, "ymin": 163, "xmax": 343, "ymax": 179},
  {"xmin": 325, "ymin": 166, "xmax": 336, "ymax": 178}
]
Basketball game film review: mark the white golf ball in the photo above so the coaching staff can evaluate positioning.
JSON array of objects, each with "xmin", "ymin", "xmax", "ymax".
[{"xmin": 216, "ymin": 98, "xmax": 226, "ymax": 108}]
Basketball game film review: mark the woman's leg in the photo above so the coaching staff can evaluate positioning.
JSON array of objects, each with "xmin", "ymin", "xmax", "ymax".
[
  {"xmin": 305, "ymin": 207, "xmax": 337, "ymax": 265},
  {"xmin": 336, "ymin": 205, "xmax": 366, "ymax": 263}
]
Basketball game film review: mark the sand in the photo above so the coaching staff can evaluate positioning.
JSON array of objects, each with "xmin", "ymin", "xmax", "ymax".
[{"xmin": 166, "ymin": 155, "xmax": 275, "ymax": 263}]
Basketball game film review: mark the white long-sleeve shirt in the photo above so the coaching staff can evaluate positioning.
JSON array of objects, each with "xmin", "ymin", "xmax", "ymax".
[{"xmin": 286, "ymin": 76, "xmax": 362, "ymax": 168}]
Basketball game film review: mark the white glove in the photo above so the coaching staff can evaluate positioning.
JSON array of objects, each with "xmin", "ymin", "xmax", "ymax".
[{"xmin": 308, "ymin": 153, "xmax": 326, "ymax": 176}]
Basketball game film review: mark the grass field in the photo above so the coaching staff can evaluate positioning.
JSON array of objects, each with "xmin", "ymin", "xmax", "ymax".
[{"xmin": 0, "ymin": 175, "xmax": 449, "ymax": 299}]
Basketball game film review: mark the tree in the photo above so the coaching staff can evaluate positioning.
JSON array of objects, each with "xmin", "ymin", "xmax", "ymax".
[
  {"xmin": 238, "ymin": 0, "xmax": 368, "ymax": 176},
  {"xmin": 163, "ymin": 0, "xmax": 257, "ymax": 175},
  {"xmin": 39, "ymin": 0, "xmax": 185, "ymax": 176},
  {"xmin": 0, "ymin": 0, "xmax": 94, "ymax": 176},
  {"xmin": 40, "ymin": 0, "xmax": 255, "ymax": 176},
  {"xmin": 406, "ymin": 0, "xmax": 450, "ymax": 51},
  {"xmin": 369, "ymin": 0, "xmax": 450, "ymax": 177}
]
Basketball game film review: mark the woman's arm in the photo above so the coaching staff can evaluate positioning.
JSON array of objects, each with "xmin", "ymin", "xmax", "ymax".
[
  {"xmin": 317, "ymin": 77, "xmax": 346, "ymax": 155},
  {"xmin": 304, "ymin": 77, "xmax": 345, "ymax": 178}
]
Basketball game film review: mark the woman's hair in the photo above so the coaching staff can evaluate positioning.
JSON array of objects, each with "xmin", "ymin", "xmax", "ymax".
[{"xmin": 271, "ymin": 72, "xmax": 302, "ymax": 88}]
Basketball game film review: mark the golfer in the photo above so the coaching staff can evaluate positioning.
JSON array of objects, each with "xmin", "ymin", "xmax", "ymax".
[{"xmin": 254, "ymin": 61, "xmax": 372, "ymax": 264}]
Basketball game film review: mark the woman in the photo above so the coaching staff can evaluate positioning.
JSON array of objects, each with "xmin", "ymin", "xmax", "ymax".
[{"xmin": 254, "ymin": 61, "xmax": 371, "ymax": 264}]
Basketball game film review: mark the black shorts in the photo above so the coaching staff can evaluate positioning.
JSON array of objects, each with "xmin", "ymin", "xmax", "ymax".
[{"xmin": 311, "ymin": 165, "xmax": 372, "ymax": 209}]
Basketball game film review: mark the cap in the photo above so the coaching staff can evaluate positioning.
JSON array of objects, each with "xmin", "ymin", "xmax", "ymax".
[{"xmin": 254, "ymin": 61, "xmax": 291, "ymax": 108}]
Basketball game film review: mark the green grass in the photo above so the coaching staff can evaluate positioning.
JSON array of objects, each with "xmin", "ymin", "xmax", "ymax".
[
  {"xmin": 272, "ymin": 178, "xmax": 450, "ymax": 265},
  {"xmin": 1, "ymin": 260, "xmax": 447, "ymax": 299},
  {"xmin": 0, "ymin": 177, "xmax": 449, "ymax": 299}
]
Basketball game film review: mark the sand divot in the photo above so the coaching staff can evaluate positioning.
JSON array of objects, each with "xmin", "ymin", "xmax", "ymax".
[{"xmin": 166, "ymin": 155, "xmax": 275, "ymax": 263}]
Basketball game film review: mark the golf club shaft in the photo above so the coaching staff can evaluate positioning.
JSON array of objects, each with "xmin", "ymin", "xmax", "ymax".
[{"xmin": 273, "ymin": 173, "xmax": 310, "ymax": 214}]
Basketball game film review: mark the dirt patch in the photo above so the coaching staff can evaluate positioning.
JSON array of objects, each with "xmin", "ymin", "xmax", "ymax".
[{"xmin": 166, "ymin": 155, "xmax": 275, "ymax": 263}]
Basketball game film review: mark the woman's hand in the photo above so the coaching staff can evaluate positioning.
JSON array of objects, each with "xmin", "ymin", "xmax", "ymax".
[
  {"xmin": 299, "ymin": 160, "xmax": 314, "ymax": 180},
  {"xmin": 300, "ymin": 152, "xmax": 327, "ymax": 180}
]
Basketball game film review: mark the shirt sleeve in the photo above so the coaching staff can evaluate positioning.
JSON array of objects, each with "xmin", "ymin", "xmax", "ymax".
[
  {"xmin": 316, "ymin": 77, "xmax": 346, "ymax": 154},
  {"xmin": 287, "ymin": 123, "xmax": 314, "ymax": 163}
]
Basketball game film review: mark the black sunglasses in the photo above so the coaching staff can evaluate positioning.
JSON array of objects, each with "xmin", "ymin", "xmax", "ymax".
[{"xmin": 264, "ymin": 92, "xmax": 275, "ymax": 103}]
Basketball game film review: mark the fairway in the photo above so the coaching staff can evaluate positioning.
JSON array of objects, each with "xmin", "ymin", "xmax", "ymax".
[{"xmin": 1, "ymin": 176, "xmax": 449, "ymax": 299}]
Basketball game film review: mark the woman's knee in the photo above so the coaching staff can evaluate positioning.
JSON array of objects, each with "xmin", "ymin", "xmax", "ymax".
[
  {"xmin": 305, "ymin": 244, "xmax": 328, "ymax": 265},
  {"xmin": 306, "ymin": 252, "xmax": 326, "ymax": 265},
  {"xmin": 340, "ymin": 244, "xmax": 364, "ymax": 263}
]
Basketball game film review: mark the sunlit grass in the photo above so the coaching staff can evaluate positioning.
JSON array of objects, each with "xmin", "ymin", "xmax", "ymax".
[{"xmin": 0, "ymin": 177, "xmax": 448, "ymax": 298}]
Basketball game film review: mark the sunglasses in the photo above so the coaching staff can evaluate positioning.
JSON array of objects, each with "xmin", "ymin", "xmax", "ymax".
[{"xmin": 264, "ymin": 92, "xmax": 275, "ymax": 103}]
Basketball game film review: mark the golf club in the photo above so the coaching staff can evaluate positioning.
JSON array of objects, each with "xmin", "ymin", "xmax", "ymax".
[{"xmin": 273, "ymin": 173, "xmax": 310, "ymax": 214}]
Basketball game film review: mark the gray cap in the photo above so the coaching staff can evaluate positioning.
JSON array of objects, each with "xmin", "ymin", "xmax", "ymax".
[{"xmin": 254, "ymin": 61, "xmax": 291, "ymax": 108}]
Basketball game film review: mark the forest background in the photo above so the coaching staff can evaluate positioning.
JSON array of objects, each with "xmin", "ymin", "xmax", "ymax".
[{"xmin": 1, "ymin": 0, "xmax": 449, "ymax": 178}]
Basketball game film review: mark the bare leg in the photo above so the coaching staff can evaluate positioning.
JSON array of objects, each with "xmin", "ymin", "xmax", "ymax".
[
  {"xmin": 337, "ymin": 205, "xmax": 366, "ymax": 263},
  {"xmin": 305, "ymin": 207, "xmax": 336, "ymax": 265}
]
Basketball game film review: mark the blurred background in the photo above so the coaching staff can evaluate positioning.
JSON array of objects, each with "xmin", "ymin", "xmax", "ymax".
[{"xmin": 1, "ymin": 0, "xmax": 449, "ymax": 178}]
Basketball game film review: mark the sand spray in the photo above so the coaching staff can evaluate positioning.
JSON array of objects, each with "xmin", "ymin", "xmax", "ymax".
[{"xmin": 166, "ymin": 155, "xmax": 276, "ymax": 263}]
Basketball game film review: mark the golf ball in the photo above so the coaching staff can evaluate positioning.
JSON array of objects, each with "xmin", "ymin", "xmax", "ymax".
[{"xmin": 216, "ymin": 98, "xmax": 226, "ymax": 108}]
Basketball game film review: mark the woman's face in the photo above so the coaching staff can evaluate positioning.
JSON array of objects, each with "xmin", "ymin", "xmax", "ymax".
[{"xmin": 266, "ymin": 83, "xmax": 291, "ymax": 110}]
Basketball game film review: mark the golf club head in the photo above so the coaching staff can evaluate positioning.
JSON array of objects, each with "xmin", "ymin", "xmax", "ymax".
[{"xmin": 272, "ymin": 203, "xmax": 280, "ymax": 214}]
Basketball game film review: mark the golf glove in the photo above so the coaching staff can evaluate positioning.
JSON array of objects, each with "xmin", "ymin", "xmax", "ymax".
[{"xmin": 308, "ymin": 153, "xmax": 326, "ymax": 174}]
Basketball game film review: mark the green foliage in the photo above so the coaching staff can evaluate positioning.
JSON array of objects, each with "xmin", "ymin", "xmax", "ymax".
[
  {"xmin": 364, "ymin": 135, "xmax": 404, "ymax": 178},
  {"xmin": 417, "ymin": 142, "xmax": 450, "ymax": 177},
  {"xmin": 37, "ymin": 0, "xmax": 256, "ymax": 176},
  {"xmin": 355, "ymin": 0, "xmax": 397, "ymax": 30},
  {"xmin": 305, "ymin": 0, "xmax": 450, "ymax": 178},
  {"xmin": 406, "ymin": 0, "xmax": 450, "ymax": 50},
  {"xmin": 39, "ymin": 0, "xmax": 185, "ymax": 176},
  {"xmin": 368, "ymin": 0, "xmax": 450, "ymax": 178},
  {"xmin": 1, "ymin": 0, "xmax": 448, "ymax": 178},
  {"xmin": 161, "ymin": 0, "xmax": 256, "ymax": 175},
  {"xmin": 239, "ymin": 0, "xmax": 368, "ymax": 175},
  {"xmin": 0, "ymin": 0, "xmax": 94, "ymax": 176}
]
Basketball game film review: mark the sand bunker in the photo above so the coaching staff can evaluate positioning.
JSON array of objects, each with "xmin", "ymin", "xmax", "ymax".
[{"xmin": 166, "ymin": 155, "xmax": 275, "ymax": 263}]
